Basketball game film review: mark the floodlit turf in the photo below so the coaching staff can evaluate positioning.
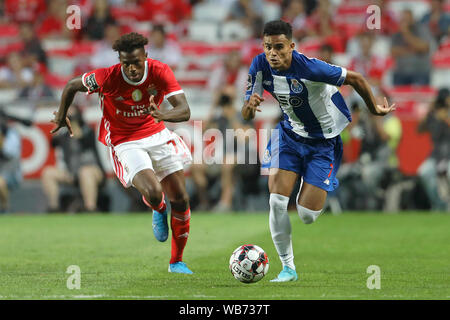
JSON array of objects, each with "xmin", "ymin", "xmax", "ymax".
[{"xmin": 0, "ymin": 212, "xmax": 448, "ymax": 300}]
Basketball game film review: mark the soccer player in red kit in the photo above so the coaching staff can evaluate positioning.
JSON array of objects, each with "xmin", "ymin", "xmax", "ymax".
[{"xmin": 50, "ymin": 33, "xmax": 194, "ymax": 274}]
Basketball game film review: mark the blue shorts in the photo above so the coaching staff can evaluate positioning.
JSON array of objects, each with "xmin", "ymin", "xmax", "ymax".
[{"xmin": 262, "ymin": 123, "xmax": 343, "ymax": 192}]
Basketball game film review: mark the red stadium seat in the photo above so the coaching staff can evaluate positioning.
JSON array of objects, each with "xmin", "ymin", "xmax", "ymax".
[
  {"xmin": 110, "ymin": 6, "xmax": 143, "ymax": 23},
  {"xmin": 46, "ymin": 41, "xmax": 96, "ymax": 58},
  {"xmin": 432, "ymin": 49, "xmax": 450, "ymax": 68},
  {"xmin": 0, "ymin": 41, "xmax": 24, "ymax": 58},
  {"xmin": 0, "ymin": 23, "xmax": 19, "ymax": 38}
]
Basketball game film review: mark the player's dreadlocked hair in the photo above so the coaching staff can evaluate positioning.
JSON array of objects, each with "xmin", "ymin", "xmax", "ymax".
[
  {"xmin": 263, "ymin": 20, "xmax": 293, "ymax": 40},
  {"xmin": 112, "ymin": 32, "xmax": 148, "ymax": 53}
]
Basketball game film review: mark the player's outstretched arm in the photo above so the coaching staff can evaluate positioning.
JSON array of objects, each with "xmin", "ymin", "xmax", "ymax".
[
  {"xmin": 147, "ymin": 93, "xmax": 191, "ymax": 123},
  {"xmin": 241, "ymin": 93, "xmax": 264, "ymax": 120},
  {"xmin": 51, "ymin": 76, "xmax": 87, "ymax": 136},
  {"xmin": 344, "ymin": 70, "xmax": 395, "ymax": 116}
]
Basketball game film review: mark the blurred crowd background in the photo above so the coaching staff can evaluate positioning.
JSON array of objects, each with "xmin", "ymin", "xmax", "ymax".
[{"xmin": 0, "ymin": 0, "xmax": 449, "ymax": 214}]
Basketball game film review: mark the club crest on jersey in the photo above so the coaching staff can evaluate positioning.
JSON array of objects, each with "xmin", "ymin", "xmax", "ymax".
[
  {"xmin": 290, "ymin": 79, "xmax": 303, "ymax": 94},
  {"xmin": 132, "ymin": 89, "xmax": 142, "ymax": 102}
]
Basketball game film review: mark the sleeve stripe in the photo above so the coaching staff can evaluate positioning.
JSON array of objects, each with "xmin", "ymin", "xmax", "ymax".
[
  {"xmin": 251, "ymin": 71, "xmax": 263, "ymax": 96},
  {"xmin": 165, "ymin": 89, "xmax": 184, "ymax": 99},
  {"xmin": 336, "ymin": 67, "xmax": 347, "ymax": 87}
]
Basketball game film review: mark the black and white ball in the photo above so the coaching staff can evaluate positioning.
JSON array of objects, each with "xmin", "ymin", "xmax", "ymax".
[{"xmin": 229, "ymin": 244, "xmax": 269, "ymax": 283}]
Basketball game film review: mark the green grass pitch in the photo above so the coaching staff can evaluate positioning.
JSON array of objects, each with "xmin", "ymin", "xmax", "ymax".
[{"xmin": 0, "ymin": 212, "xmax": 448, "ymax": 300}]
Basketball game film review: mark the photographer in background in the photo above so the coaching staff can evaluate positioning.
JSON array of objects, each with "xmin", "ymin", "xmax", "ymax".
[
  {"xmin": 41, "ymin": 105, "xmax": 106, "ymax": 213},
  {"xmin": 417, "ymin": 88, "xmax": 450, "ymax": 211}
]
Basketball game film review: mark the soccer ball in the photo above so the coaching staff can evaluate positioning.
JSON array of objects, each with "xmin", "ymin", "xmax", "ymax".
[{"xmin": 229, "ymin": 244, "xmax": 269, "ymax": 283}]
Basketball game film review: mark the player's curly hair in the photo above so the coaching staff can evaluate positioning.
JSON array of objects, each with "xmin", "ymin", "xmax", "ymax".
[{"xmin": 112, "ymin": 32, "xmax": 148, "ymax": 53}]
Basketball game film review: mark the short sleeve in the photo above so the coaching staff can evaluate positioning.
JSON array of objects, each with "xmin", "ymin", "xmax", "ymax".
[
  {"xmin": 245, "ymin": 55, "xmax": 264, "ymax": 101},
  {"xmin": 159, "ymin": 64, "xmax": 183, "ymax": 99},
  {"xmin": 300, "ymin": 55, "xmax": 347, "ymax": 87},
  {"xmin": 81, "ymin": 68, "xmax": 110, "ymax": 94}
]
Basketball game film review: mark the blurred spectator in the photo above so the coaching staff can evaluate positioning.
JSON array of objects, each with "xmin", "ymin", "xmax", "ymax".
[
  {"xmin": 420, "ymin": 0, "xmax": 450, "ymax": 44},
  {"xmin": 0, "ymin": 53, "xmax": 34, "ymax": 89},
  {"xmin": 190, "ymin": 91, "xmax": 259, "ymax": 211},
  {"xmin": 90, "ymin": 23, "xmax": 121, "ymax": 68},
  {"xmin": 305, "ymin": 0, "xmax": 334, "ymax": 38},
  {"xmin": 17, "ymin": 63, "xmax": 54, "ymax": 101},
  {"xmin": 305, "ymin": 0, "xmax": 345, "ymax": 52},
  {"xmin": 36, "ymin": 0, "xmax": 72, "ymax": 40},
  {"xmin": 226, "ymin": 0, "xmax": 264, "ymax": 36},
  {"xmin": 348, "ymin": 32, "xmax": 387, "ymax": 87},
  {"xmin": 0, "ymin": 112, "xmax": 22, "ymax": 213},
  {"xmin": 19, "ymin": 22, "xmax": 47, "ymax": 67},
  {"xmin": 391, "ymin": 9, "xmax": 433, "ymax": 86},
  {"xmin": 207, "ymin": 50, "xmax": 248, "ymax": 108},
  {"xmin": 148, "ymin": 24, "xmax": 182, "ymax": 70},
  {"xmin": 41, "ymin": 106, "xmax": 106, "ymax": 213},
  {"xmin": 339, "ymin": 92, "xmax": 402, "ymax": 211},
  {"xmin": 4, "ymin": 0, "xmax": 46, "ymax": 24},
  {"xmin": 85, "ymin": 0, "xmax": 116, "ymax": 41},
  {"xmin": 417, "ymin": 88, "xmax": 450, "ymax": 211},
  {"xmin": 318, "ymin": 43, "xmax": 334, "ymax": 64},
  {"xmin": 282, "ymin": 0, "xmax": 308, "ymax": 42}
]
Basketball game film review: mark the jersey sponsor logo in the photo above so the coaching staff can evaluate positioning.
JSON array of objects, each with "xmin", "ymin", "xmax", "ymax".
[
  {"xmin": 115, "ymin": 96, "xmax": 124, "ymax": 101},
  {"xmin": 289, "ymin": 96, "xmax": 303, "ymax": 107},
  {"xmin": 246, "ymin": 74, "xmax": 252, "ymax": 91},
  {"xmin": 85, "ymin": 74, "xmax": 99, "ymax": 91},
  {"xmin": 290, "ymin": 79, "xmax": 303, "ymax": 94},
  {"xmin": 132, "ymin": 89, "xmax": 143, "ymax": 102},
  {"xmin": 277, "ymin": 94, "xmax": 289, "ymax": 107},
  {"xmin": 116, "ymin": 104, "xmax": 149, "ymax": 117}
]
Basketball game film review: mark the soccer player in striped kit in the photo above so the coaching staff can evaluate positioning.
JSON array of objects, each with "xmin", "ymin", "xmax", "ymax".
[
  {"xmin": 51, "ymin": 33, "xmax": 193, "ymax": 274},
  {"xmin": 242, "ymin": 20, "xmax": 396, "ymax": 282}
]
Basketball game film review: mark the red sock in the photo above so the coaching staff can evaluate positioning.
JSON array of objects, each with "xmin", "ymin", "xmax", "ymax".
[
  {"xmin": 142, "ymin": 193, "xmax": 166, "ymax": 213},
  {"xmin": 170, "ymin": 207, "xmax": 191, "ymax": 264}
]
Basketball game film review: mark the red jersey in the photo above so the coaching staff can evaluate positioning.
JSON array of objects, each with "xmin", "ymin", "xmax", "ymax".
[{"xmin": 81, "ymin": 59, "xmax": 183, "ymax": 147}]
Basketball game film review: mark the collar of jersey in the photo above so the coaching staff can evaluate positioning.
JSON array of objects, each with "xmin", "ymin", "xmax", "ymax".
[{"xmin": 121, "ymin": 60, "xmax": 148, "ymax": 86}]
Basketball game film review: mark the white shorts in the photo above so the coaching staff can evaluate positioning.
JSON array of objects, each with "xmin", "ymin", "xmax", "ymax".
[{"xmin": 109, "ymin": 128, "xmax": 192, "ymax": 187}]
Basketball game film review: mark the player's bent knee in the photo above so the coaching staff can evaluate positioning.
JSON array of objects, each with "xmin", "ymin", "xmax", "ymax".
[
  {"xmin": 296, "ymin": 204, "xmax": 322, "ymax": 224},
  {"xmin": 140, "ymin": 185, "xmax": 163, "ymax": 206}
]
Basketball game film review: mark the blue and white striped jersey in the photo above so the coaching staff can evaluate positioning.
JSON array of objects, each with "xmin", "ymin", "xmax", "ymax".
[{"xmin": 245, "ymin": 51, "xmax": 351, "ymax": 139}]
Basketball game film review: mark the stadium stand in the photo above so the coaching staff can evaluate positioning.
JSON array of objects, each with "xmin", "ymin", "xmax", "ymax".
[{"xmin": 0, "ymin": 0, "xmax": 449, "ymax": 212}]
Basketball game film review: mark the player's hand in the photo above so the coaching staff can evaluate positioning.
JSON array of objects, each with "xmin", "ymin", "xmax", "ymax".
[
  {"xmin": 145, "ymin": 95, "xmax": 164, "ymax": 123},
  {"xmin": 247, "ymin": 93, "xmax": 264, "ymax": 113},
  {"xmin": 375, "ymin": 97, "xmax": 396, "ymax": 116},
  {"xmin": 50, "ymin": 111, "xmax": 73, "ymax": 137}
]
